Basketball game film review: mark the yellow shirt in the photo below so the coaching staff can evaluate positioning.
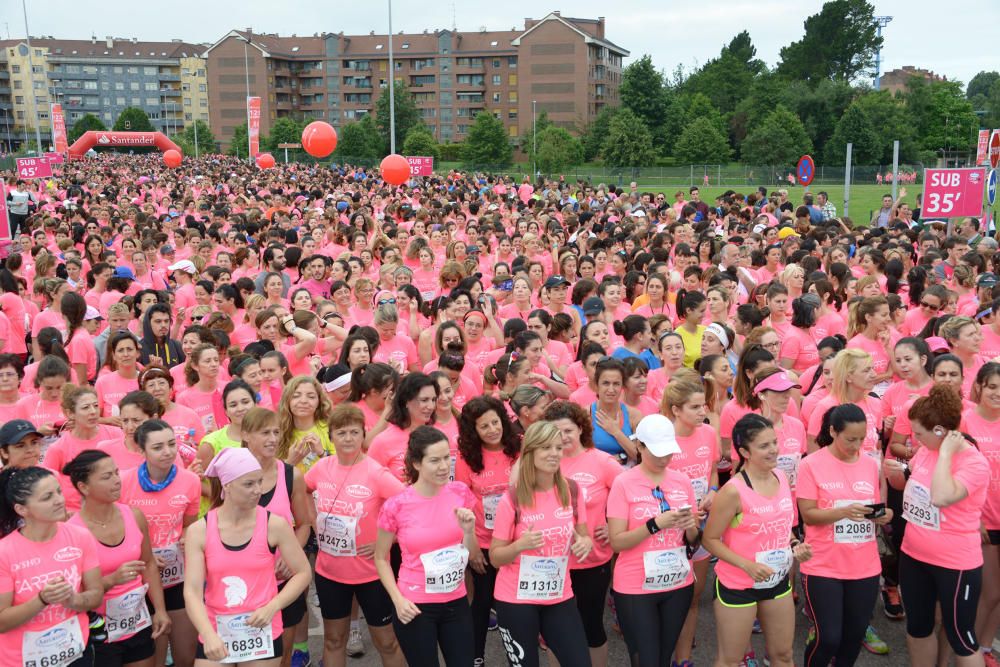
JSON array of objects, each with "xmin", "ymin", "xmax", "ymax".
[
  {"xmin": 289, "ymin": 421, "xmax": 335, "ymax": 473},
  {"xmin": 676, "ymin": 325, "xmax": 706, "ymax": 368}
]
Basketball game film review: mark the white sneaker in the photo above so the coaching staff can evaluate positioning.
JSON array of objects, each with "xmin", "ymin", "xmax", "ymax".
[{"xmin": 346, "ymin": 627, "xmax": 365, "ymax": 657}]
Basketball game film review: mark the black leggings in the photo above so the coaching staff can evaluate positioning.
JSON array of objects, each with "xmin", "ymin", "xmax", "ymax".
[
  {"xmin": 613, "ymin": 585, "xmax": 694, "ymax": 667},
  {"xmin": 802, "ymin": 573, "xmax": 880, "ymax": 666},
  {"xmin": 899, "ymin": 552, "xmax": 982, "ymax": 657},
  {"xmin": 881, "ymin": 485, "xmax": 906, "ymax": 586},
  {"xmin": 570, "ymin": 562, "xmax": 612, "ymax": 648},
  {"xmin": 496, "ymin": 598, "xmax": 592, "ymax": 667},
  {"xmin": 469, "ymin": 551, "xmax": 499, "ymax": 665},
  {"xmin": 392, "ymin": 596, "xmax": 474, "ymax": 666}
]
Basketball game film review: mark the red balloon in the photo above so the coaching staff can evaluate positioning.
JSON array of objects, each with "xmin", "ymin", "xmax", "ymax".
[
  {"xmin": 380, "ymin": 153, "xmax": 410, "ymax": 186},
  {"xmin": 302, "ymin": 121, "xmax": 338, "ymax": 158},
  {"xmin": 163, "ymin": 149, "xmax": 182, "ymax": 168},
  {"xmin": 256, "ymin": 152, "xmax": 276, "ymax": 169}
]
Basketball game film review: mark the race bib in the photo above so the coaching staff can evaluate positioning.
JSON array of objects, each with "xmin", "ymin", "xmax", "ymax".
[
  {"xmin": 872, "ymin": 380, "xmax": 891, "ymax": 398},
  {"xmin": 155, "ymin": 543, "xmax": 184, "ymax": 587},
  {"xmin": 832, "ymin": 499, "xmax": 876, "ymax": 544},
  {"xmin": 902, "ymin": 480, "xmax": 940, "ymax": 530},
  {"xmin": 215, "ymin": 612, "xmax": 275, "ymax": 664},
  {"xmin": 642, "ymin": 547, "xmax": 691, "ymax": 591},
  {"xmin": 449, "ymin": 454, "xmax": 457, "ymax": 483},
  {"xmin": 22, "ymin": 616, "xmax": 85, "ymax": 667},
  {"xmin": 753, "ymin": 548, "xmax": 792, "ymax": 590},
  {"xmin": 517, "ymin": 555, "xmax": 569, "ymax": 601},
  {"xmin": 420, "ymin": 544, "xmax": 469, "ymax": 594},
  {"xmin": 690, "ymin": 477, "xmax": 709, "ymax": 504},
  {"xmin": 317, "ymin": 513, "xmax": 358, "ymax": 557},
  {"xmin": 105, "ymin": 584, "xmax": 151, "ymax": 642},
  {"xmin": 483, "ymin": 494, "xmax": 502, "ymax": 530},
  {"xmin": 776, "ymin": 454, "xmax": 800, "ymax": 489}
]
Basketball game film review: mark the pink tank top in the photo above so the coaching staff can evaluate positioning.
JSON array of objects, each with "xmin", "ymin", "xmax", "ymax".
[
  {"xmin": 68, "ymin": 504, "xmax": 146, "ymax": 638},
  {"xmin": 260, "ymin": 461, "xmax": 294, "ymax": 581},
  {"xmin": 714, "ymin": 470, "xmax": 795, "ymax": 590},
  {"xmin": 203, "ymin": 506, "xmax": 282, "ymax": 641}
]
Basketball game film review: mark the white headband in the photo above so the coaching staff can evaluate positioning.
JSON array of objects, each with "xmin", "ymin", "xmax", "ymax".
[
  {"xmin": 705, "ymin": 323, "xmax": 730, "ymax": 350},
  {"xmin": 323, "ymin": 373, "xmax": 352, "ymax": 393}
]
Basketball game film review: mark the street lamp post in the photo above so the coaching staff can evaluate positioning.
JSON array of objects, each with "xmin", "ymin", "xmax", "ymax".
[
  {"xmin": 387, "ymin": 0, "xmax": 395, "ymax": 154},
  {"xmin": 532, "ymin": 99, "xmax": 537, "ymax": 179},
  {"xmin": 21, "ymin": 0, "xmax": 43, "ymax": 153},
  {"xmin": 238, "ymin": 29, "xmax": 253, "ymax": 161}
]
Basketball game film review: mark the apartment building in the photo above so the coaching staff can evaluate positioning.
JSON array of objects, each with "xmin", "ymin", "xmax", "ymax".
[
  {"xmin": 0, "ymin": 36, "xmax": 207, "ymax": 151},
  {"xmin": 205, "ymin": 11, "xmax": 627, "ymax": 149}
]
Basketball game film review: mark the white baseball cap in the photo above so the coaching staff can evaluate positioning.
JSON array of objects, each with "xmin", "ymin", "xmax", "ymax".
[
  {"xmin": 168, "ymin": 259, "xmax": 197, "ymax": 275},
  {"xmin": 631, "ymin": 414, "xmax": 681, "ymax": 457}
]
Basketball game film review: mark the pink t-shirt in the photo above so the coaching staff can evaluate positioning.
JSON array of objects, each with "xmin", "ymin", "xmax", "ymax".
[
  {"xmin": 0, "ymin": 292, "xmax": 27, "ymax": 354},
  {"xmin": 368, "ymin": 424, "xmax": 409, "ymax": 482},
  {"xmin": 780, "ymin": 326, "xmax": 820, "ymax": 374},
  {"xmin": 14, "ymin": 394, "xmax": 65, "ymax": 432},
  {"xmin": 31, "ymin": 308, "xmax": 66, "ymax": 340},
  {"xmin": 161, "ymin": 402, "xmax": 207, "ymax": 444},
  {"xmin": 66, "ymin": 329, "xmax": 97, "ymax": 381},
  {"xmin": 881, "ymin": 380, "xmax": 931, "ymax": 430},
  {"xmin": 560, "ymin": 448, "xmax": 623, "ymax": 568},
  {"xmin": 0, "ymin": 522, "xmax": 100, "ymax": 665},
  {"xmin": 376, "ymin": 482, "xmax": 477, "ymax": 604},
  {"xmin": 564, "ymin": 362, "xmax": 588, "ymax": 392},
  {"xmin": 813, "ymin": 311, "xmax": 846, "ymax": 342},
  {"xmin": 176, "ymin": 385, "xmax": 228, "ymax": 434},
  {"xmin": 808, "ymin": 395, "xmax": 882, "ymax": 461},
  {"xmin": 455, "ymin": 448, "xmax": 517, "ymax": 548},
  {"xmin": 981, "ymin": 326, "xmax": 1000, "ymax": 360},
  {"xmin": 901, "ymin": 445, "xmax": 989, "ymax": 570},
  {"xmin": 606, "ymin": 465, "xmax": 697, "ymax": 595},
  {"xmin": 492, "ymin": 485, "xmax": 589, "ymax": 605},
  {"xmin": 305, "ymin": 456, "xmax": 405, "ymax": 584},
  {"xmin": 796, "ymin": 447, "xmax": 882, "ymax": 579},
  {"xmin": 119, "ymin": 465, "xmax": 201, "ymax": 551},
  {"xmin": 961, "ymin": 408, "xmax": 1000, "ymax": 529},
  {"xmin": 373, "ymin": 334, "xmax": 419, "ymax": 373},
  {"xmin": 43, "ymin": 425, "xmax": 124, "ymax": 511},
  {"xmin": 846, "ymin": 334, "xmax": 892, "ymax": 379},
  {"xmin": 670, "ymin": 424, "xmax": 720, "ymax": 505},
  {"xmin": 94, "ymin": 372, "xmax": 140, "ymax": 417}
]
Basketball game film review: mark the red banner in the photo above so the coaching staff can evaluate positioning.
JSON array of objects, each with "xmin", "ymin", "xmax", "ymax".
[
  {"xmin": 51, "ymin": 103, "xmax": 68, "ymax": 154},
  {"xmin": 247, "ymin": 96, "xmax": 261, "ymax": 158},
  {"xmin": 922, "ymin": 168, "xmax": 986, "ymax": 218},
  {"xmin": 977, "ymin": 130, "xmax": 991, "ymax": 166},
  {"xmin": 16, "ymin": 157, "xmax": 52, "ymax": 179},
  {"xmin": 44, "ymin": 152, "xmax": 65, "ymax": 164},
  {"xmin": 407, "ymin": 156, "xmax": 434, "ymax": 176}
]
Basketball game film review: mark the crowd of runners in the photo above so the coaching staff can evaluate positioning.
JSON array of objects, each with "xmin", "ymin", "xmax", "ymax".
[{"xmin": 0, "ymin": 153, "xmax": 997, "ymax": 667}]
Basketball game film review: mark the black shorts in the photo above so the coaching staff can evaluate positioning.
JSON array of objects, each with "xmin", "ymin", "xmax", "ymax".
[
  {"xmin": 988, "ymin": 529, "xmax": 1000, "ymax": 546},
  {"xmin": 714, "ymin": 576, "xmax": 792, "ymax": 608},
  {"xmin": 315, "ymin": 573, "xmax": 394, "ymax": 626},
  {"xmin": 93, "ymin": 625, "xmax": 155, "ymax": 664},
  {"xmin": 278, "ymin": 581, "xmax": 307, "ymax": 628},
  {"xmin": 196, "ymin": 635, "xmax": 283, "ymax": 661},
  {"xmin": 163, "ymin": 583, "xmax": 185, "ymax": 612}
]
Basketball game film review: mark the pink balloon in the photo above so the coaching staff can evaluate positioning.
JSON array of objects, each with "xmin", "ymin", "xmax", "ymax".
[{"xmin": 380, "ymin": 153, "xmax": 410, "ymax": 186}]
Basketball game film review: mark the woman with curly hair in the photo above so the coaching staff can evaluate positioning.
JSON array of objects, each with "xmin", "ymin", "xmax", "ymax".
[
  {"xmin": 454, "ymin": 396, "xmax": 522, "ymax": 667},
  {"xmin": 277, "ymin": 375, "xmax": 334, "ymax": 474}
]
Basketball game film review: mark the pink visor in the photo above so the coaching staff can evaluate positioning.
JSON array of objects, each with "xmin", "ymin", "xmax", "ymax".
[
  {"xmin": 925, "ymin": 336, "xmax": 950, "ymax": 353},
  {"xmin": 754, "ymin": 371, "xmax": 801, "ymax": 395}
]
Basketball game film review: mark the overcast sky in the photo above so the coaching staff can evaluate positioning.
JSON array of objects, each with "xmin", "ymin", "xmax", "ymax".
[{"xmin": 1, "ymin": 0, "xmax": 995, "ymax": 89}]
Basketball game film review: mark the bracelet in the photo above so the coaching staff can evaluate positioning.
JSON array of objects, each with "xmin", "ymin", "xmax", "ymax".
[
  {"xmin": 645, "ymin": 517, "xmax": 661, "ymax": 535},
  {"xmin": 38, "ymin": 591, "xmax": 49, "ymax": 606},
  {"xmin": 710, "ymin": 486, "xmax": 719, "ymax": 492}
]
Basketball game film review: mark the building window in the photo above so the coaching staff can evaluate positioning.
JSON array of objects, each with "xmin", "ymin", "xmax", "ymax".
[
  {"xmin": 146, "ymin": 97, "xmax": 159, "ymax": 106},
  {"xmin": 200, "ymin": 99, "xmax": 207, "ymax": 107},
  {"xmin": 492, "ymin": 75, "xmax": 501, "ymax": 85},
  {"xmin": 13, "ymin": 81, "xmax": 21, "ymax": 90},
  {"xmin": 84, "ymin": 81, "xmax": 98, "ymax": 90},
  {"xmin": 144, "ymin": 82, "xmax": 158, "ymax": 91},
  {"xmin": 508, "ymin": 57, "xmax": 517, "ymax": 68},
  {"xmin": 11, "ymin": 65, "xmax": 20, "ymax": 73},
  {"xmin": 493, "ymin": 59, "xmax": 501, "ymax": 68},
  {"xmin": 127, "ymin": 66, "xmax": 138, "ymax": 74},
  {"xmin": 143, "ymin": 66, "xmax": 157, "ymax": 76},
  {"xmin": 509, "ymin": 91, "xmax": 518, "ymax": 103},
  {"xmin": 14, "ymin": 95, "xmax": 23, "ymax": 104},
  {"xmin": 130, "ymin": 82, "xmax": 140, "ymax": 91},
  {"xmin": 509, "ymin": 74, "xmax": 517, "ymax": 85},
  {"xmin": 197, "ymin": 69, "xmax": 205, "ymax": 77},
  {"xmin": 131, "ymin": 97, "xmax": 140, "ymax": 106},
  {"xmin": 116, "ymin": 96, "xmax": 126, "ymax": 105},
  {"xmin": 114, "ymin": 66, "xmax": 123, "ymax": 74},
  {"xmin": 198, "ymin": 83, "xmax": 207, "ymax": 92},
  {"xmin": 182, "ymin": 83, "xmax": 190, "ymax": 92},
  {"xmin": 508, "ymin": 125, "xmax": 518, "ymax": 137},
  {"xmin": 104, "ymin": 112, "xmax": 112, "ymax": 121},
  {"xmin": 184, "ymin": 98, "xmax": 191, "ymax": 106},
  {"xmin": 492, "ymin": 92, "xmax": 500, "ymax": 103},
  {"xmin": 185, "ymin": 113, "xmax": 192, "ymax": 121},
  {"xmin": 508, "ymin": 108, "xmax": 517, "ymax": 119},
  {"xmin": 115, "ymin": 82, "xmax": 124, "ymax": 90}
]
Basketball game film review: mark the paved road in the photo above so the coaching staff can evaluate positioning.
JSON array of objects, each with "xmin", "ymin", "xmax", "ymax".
[{"xmin": 304, "ymin": 572, "xmax": 914, "ymax": 665}]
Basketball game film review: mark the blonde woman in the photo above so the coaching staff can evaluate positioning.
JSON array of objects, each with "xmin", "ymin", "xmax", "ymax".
[{"xmin": 277, "ymin": 375, "xmax": 334, "ymax": 474}]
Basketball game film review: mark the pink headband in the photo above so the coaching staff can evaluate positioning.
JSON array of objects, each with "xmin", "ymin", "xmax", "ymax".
[{"xmin": 205, "ymin": 448, "xmax": 262, "ymax": 488}]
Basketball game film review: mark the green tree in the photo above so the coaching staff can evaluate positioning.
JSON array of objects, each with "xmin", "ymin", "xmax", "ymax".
[
  {"xmin": 68, "ymin": 113, "xmax": 107, "ymax": 143},
  {"xmin": 660, "ymin": 95, "xmax": 692, "ymax": 156},
  {"xmin": 334, "ymin": 115, "xmax": 382, "ymax": 163},
  {"xmin": 730, "ymin": 74, "xmax": 784, "ymax": 147},
  {"xmin": 777, "ymin": 0, "xmax": 883, "ymax": 83},
  {"xmin": 741, "ymin": 105, "xmax": 813, "ymax": 165},
  {"xmin": 113, "ymin": 107, "xmax": 155, "ymax": 132},
  {"xmin": 673, "ymin": 117, "xmax": 733, "ymax": 164},
  {"xmin": 375, "ymin": 81, "xmax": 420, "ymax": 155},
  {"xmin": 620, "ymin": 55, "xmax": 670, "ymax": 138},
  {"xmin": 851, "ymin": 91, "xmax": 918, "ymax": 162},
  {"xmin": 825, "ymin": 102, "xmax": 881, "ymax": 164},
  {"xmin": 264, "ymin": 117, "xmax": 306, "ymax": 152},
  {"xmin": 904, "ymin": 78, "xmax": 978, "ymax": 153},
  {"xmin": 982, "ymin": 79, "xmax": 1000, "ymax": 131},
  {"xmin": 967, "ymin": 71, "xmax": 1000, "ymax": 100},
  {"xmin": 778, "ymin": 78, "xmax": 854, "ymax": 156},
  {"xmin": 684, "ymin": 93, "xmax": 727, "ymax": 136},
  {"xmin": 518, "ymin": 110, "xmax": 552, "ymax": 153},
  {"xmin": 682, "ymin": 32, "xmax": 765, "ymax": 115},
  {"xmin": 463, "ymin": 112, "xmax": 512, "ymax": 167},
  {"xmin": 172, "ymin": 120, "xmax": 215, "ymax": 157},
  {"xmin": 401, "ymin": 125, "xmax": 439, "ymax": 159},
  {"xmin": 601, "ymin": 108, "xmax": 656, "ymax": 168},
  {"xmin": 227, "ymin": 123, "xmax": 249, "ymax": 158},
  {"xmin": 581, "ymin": 106, "xmax": 617, "ymax": 162},
  {"xmin": 532, "ymin": 126, "xmax": 584, "ymax": 174}
]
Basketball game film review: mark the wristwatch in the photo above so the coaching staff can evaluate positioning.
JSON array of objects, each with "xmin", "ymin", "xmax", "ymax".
[{"xmin": 646, "ymin": 518, "xmax": 661, "ymax": 535}]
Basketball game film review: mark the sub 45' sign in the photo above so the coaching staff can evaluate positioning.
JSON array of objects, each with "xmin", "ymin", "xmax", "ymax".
[{"xmin": 922, "ymin": 168, "xmax": 986, "ymax": 218}]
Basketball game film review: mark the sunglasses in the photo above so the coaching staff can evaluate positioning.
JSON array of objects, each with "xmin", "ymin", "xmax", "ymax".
[
  {"xmin": 920, "ymin": 301, "xmax": 941, "ymax": 311},
  {"xmin": 377, "ymin": 297, "xmax": 397, "ymax": 306},
  {"xmin": 652, "ymin": 486, "xmax": 670, "ymax": 513}
]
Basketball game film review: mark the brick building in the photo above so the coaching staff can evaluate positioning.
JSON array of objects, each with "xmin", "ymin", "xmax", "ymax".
[
  {"xmin": 204, "ymin": 12, "xmax": 627, "ymax": 150},
  {"xmin": 0, "ymin": 36, "xmax": 208, "ymax": 152},
  {"xmin": 878, "ymin": 65, "xmax": 947, "ymax": 96}
]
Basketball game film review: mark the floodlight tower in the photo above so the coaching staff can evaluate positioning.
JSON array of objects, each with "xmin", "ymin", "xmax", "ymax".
[{"xmin": 873, "ymin": 16, "xmax": 893, "ymax": 91}]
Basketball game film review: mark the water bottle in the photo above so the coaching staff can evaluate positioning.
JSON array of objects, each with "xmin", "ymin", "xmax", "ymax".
[{"xmin": 177, "ymin": 428, "xmax": 198, "ymax": 467}]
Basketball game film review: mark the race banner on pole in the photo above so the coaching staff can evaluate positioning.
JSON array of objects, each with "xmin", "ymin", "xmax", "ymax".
[
  {"xmin": 51, "ymin": 103, "xmax": 68, "ymax": 154},
  {"xmin": 247, "ymin": 97, "xmax": 261, "ymax": 158},
  {"xmin": 977, "ymin": 130, "xmax": 991, "ymax": 166},
  {"xmin": 0, "ymin": 180, "xmax": 9, "ymax": 241},
  {"xmin": 922, "ymin": 167, "xmax": 986, "ymax": 219}
]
